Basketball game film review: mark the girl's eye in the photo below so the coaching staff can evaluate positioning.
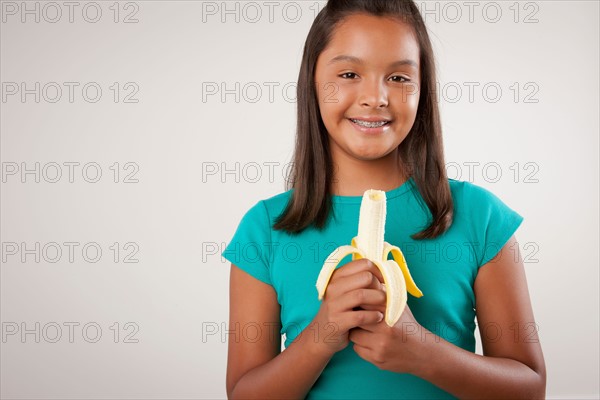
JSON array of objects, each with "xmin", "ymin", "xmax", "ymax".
[
  {"xmin": 338, "ymin": 73, "xmax": 410, "ymax": 82},
  {"xmin": 390, "ymin": 75, "xmax": 409, "ymax": 83},
  {"xmin": 339, "ymin": 72, "xmax": 357, "ymax": 79}
]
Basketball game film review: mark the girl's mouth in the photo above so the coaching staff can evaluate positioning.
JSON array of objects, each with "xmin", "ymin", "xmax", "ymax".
[{"xmin": 349, "ymin": 118, "xmax": 391, "ymax": 128}]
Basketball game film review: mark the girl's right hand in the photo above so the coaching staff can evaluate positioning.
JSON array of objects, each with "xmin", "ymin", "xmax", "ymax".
[{"xmin": 308, "ymin": 258, "xmax": 387, "ymax": 357}]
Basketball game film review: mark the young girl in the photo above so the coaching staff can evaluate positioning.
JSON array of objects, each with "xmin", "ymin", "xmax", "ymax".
[{"xmin": 223, "ymin": 1, "xmax": 546, "ymax": 398}]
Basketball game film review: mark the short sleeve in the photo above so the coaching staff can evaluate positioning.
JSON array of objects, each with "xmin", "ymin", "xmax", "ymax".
[
  {"xmin": 465, "ymin": 184, "xmax": 524, "ymax": 269},
  {"xmin": 222, "ymin": 201, "xmax": 273, "ymax": 286}
]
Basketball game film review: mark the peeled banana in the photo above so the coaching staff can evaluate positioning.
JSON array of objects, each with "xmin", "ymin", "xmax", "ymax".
[{"xmin": 315, "ymin": 189, "xmax": 423, "ymax": 327}]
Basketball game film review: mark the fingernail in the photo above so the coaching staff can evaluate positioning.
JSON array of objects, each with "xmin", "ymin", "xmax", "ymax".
[{"xmin": 378, "ymin": 312, "xmax": 384, "ymax": 322}]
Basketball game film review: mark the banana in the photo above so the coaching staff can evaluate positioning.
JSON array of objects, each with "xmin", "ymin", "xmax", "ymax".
[{"xmin": 315, "ymin": 189, "xmax": 423, "ymax": 327}]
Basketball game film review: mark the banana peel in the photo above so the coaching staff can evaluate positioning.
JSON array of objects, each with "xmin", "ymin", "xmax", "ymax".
[{"xmin": 315, "ymin": 189, "xmax": 423, "ymax": 326}]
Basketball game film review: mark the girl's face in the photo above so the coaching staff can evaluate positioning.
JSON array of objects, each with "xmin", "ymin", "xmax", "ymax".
[{"xmin": 315, "ymin": 13, "xmax": 421, "ymax": 163}]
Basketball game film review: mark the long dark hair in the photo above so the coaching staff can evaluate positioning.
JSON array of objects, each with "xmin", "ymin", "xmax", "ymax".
[{"xmin": 273, "ymin": 0, "xmax": 453, "ymax": 240}]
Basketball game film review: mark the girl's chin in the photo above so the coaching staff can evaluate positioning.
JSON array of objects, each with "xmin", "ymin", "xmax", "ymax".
[{"xmin": 348, "ymin": 150, "xmax": 392, "ymax": 162}]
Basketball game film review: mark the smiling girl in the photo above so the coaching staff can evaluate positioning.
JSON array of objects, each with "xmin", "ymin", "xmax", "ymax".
[{"xmin": 223, "ymin": 1, "xmax": 546, "ymax": 398}]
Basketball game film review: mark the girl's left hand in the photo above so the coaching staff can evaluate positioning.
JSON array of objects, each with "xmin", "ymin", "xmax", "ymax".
[{"xmin": 348, "ymin": 303, "xmax": 429, "ymax": 375}]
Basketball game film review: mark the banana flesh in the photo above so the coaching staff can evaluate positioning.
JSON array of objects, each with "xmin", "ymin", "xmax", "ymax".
[{"xmin": 315, "ymin": 189, "xmax": 423, "ymax": 327}]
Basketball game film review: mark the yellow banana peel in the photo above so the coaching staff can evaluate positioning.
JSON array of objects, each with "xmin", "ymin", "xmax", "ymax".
[{"xmin": 315, "ymin": 189, "xmax": 423, "ymax": 327}]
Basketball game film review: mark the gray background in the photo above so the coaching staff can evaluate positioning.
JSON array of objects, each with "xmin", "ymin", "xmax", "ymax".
[{"xmin": 1, "ymin": 1, "xmax": 598, "ymax": 398}]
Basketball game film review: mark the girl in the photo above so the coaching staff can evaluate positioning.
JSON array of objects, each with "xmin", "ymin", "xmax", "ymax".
[{"xmin": 223, "ymin": 0, "xmax": 546, "ymax": 398}]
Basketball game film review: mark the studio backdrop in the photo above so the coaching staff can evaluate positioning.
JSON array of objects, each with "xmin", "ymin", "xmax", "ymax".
[{"xmin": 1, "ymin": 1, "xmax": 598, "ymax": 399}]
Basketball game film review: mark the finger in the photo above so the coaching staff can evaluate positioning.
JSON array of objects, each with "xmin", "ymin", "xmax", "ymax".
[
  {"xmin": 356, "ymin": 321, "xmax": 382, "ymax": 333},
  {"xmin": 366, "ymin": 261, "xmax": 385, "ymax": 284},
  {"xmin": 331, "ymin": 259, "xmax": 381, "ymax": 282},
  {"xmin": 336, "ymin": 288, "xmax": 387, "ymax": 312},
  {"xmin": 326, "ymin": 269, "xmax": 378, "ymax": 298},
  {"xmin": 352, "ymin": 277, "xmax": 386, "ymax": 313},
  {"xmin": 329, "ymin": 311, "xmax": 381, "ymax": 334},
  {"xmin": 365, "ymin": 272, "xmax": 384, "ymax": 290},
  {"xmin": 355, "ymin": 303, "xmax": 386, "ymax": 314},
  {"xmin": 339, "ymin": 310, "xmax": 384, "ymax": 331},
  {"xmin": 348, "ymin": 327, "xmax": 370, "ymax": 347},
  {"xmin": 358, "ymin": 276, "xmax": 385, "ymax": 312},
  {"xmin": 344, "ymin": 259, "xmax": 385, "ymax": 284},
  {"xmin": 354, "ymin": 259, "xmax": 385, "ymax": 284},
  {"xmin": 353, "ymin": 343, "xmax": 376, "ymax": 364}
]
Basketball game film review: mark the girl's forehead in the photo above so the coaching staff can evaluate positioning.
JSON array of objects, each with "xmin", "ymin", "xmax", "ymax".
[
  {"xmin": 322, "ymin": 14, "xmax": 420, "ymax": 67},
  {"xmin": 331, "ymin": 13, "xmax": 418, "ymax": 46}
]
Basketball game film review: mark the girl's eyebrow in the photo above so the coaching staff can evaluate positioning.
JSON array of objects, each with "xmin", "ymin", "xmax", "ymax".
[{"xmin": 327, "ymin": 54, "xmax": 418, "ymax": 69}]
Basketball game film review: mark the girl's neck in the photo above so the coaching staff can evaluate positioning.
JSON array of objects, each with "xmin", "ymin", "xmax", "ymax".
[{"xmin": 330, "ymin": 150, "xmax": 408, "ymax": 196}]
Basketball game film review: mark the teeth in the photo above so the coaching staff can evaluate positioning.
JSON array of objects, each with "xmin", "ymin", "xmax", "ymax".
[
  {"xmin": 351, "ymin": 119, "xmax": 388, "ymax": 128},
  {"xmin": 315, "ymin": 189, "xmax": 423, "ymax": 327}
]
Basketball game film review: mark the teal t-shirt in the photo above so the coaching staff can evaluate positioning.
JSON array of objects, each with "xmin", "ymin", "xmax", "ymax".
[{"xmin": 222, "ymin": 177, "xmax": 524, "ymax": 399}]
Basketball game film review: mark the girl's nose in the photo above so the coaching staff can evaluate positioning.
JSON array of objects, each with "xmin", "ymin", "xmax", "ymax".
[{"xmin": 358, "ymin": 79, "xmax": 389, "ymax": 108}]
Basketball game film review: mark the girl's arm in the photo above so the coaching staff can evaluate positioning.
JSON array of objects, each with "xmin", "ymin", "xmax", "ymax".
[
  {"xmin": 414, "ymin": 236, "xmax": 547, "ymax": 399},
  {"xmin": 227, "ymin": 259, "xmax": 387, "ymax": 399},
  {"xmin": 226, "ymin": 264, "xmax": 333, "ymax": 399}
]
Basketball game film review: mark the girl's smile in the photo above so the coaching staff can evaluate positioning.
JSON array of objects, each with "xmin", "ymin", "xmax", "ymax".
[
  {"xmin": 314, "ymin": 12, "xmax": 421, "ymax": 190},
  {"xmin": 347, "ymin": 116, "xmax": 393, "ymax": 134}
]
